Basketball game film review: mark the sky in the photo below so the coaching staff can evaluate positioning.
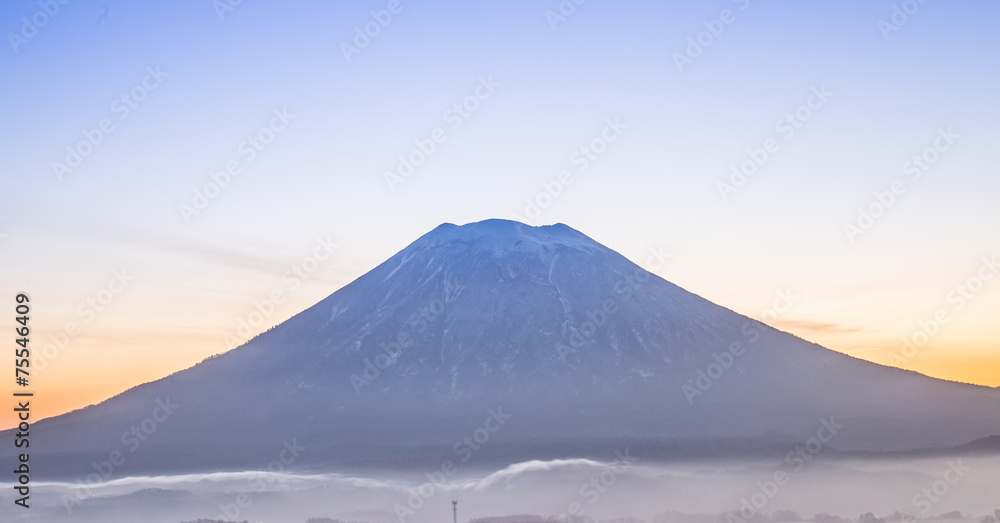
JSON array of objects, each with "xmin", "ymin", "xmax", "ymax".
[{"xmin": 0, "ymin": 0, "xmax": 998, "ymax": 429}]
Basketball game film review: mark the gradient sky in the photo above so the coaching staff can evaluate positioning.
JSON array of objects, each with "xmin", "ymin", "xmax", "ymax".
[{"xmin": 1, "ymin": 0, "xmax": 998, "ymax": 429}]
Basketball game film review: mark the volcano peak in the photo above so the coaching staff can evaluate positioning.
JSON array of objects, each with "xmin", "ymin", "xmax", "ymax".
[{"xmin": 414, "ymin": 219, "xmax": 596, "ymax": 253}]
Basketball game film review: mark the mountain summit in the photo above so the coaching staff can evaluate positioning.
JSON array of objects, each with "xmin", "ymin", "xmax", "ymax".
[{"xmin": 20, "ymin": 219, "xmax": 1000, "ymax": 477}]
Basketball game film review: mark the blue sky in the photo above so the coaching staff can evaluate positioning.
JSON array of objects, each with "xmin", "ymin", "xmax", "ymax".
[{"xmin": 1, "ymin": 0, "xmax": 998, "ymax": 425}]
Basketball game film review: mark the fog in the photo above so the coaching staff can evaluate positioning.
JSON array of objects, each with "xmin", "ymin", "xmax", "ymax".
[{"xmin": 3, "ymin": 454, "xmax": 999, "ymax": 523}]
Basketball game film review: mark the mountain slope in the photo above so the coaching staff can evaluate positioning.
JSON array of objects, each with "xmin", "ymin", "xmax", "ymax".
[{"xmin": 19, "ymin": 219, "xmax": 1000, "ymax": 478}]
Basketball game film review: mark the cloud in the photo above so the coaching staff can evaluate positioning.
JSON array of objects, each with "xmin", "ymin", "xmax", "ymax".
[
  {"xmin": 458, "ymin": 459, "xmax": 604, "ymax": 491},
  {"xmin": 22, "ymin": 222, "xmax": 298, "ymax": 277},
  {"xmin": 769, "ymin": 319, "xmax": 865, "ymax": 335},
  {"xmin": 31, "ymin": 459, "xmax": 613, "ymax": 499}
]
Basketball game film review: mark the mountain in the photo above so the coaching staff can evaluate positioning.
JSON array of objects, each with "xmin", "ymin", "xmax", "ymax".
[{"xmin": 17, "ymin": 219, "xmax": 1000, "ymax": 478}]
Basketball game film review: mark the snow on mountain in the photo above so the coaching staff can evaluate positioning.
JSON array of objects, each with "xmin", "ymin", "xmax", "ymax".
[{"xmin": 15, "ymin": 219, "xmax": 1000, "ymax": 478}]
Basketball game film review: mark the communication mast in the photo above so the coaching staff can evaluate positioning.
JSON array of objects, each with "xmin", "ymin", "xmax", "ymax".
[{"xmin": 452, "ymin": 500, "xmax": 458, "ymax": 523}]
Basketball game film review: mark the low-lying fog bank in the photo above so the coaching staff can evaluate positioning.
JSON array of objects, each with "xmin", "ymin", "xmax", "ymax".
[{"xmin": 3, "ymin": 454, "xmax": 999, "ymax": 523}]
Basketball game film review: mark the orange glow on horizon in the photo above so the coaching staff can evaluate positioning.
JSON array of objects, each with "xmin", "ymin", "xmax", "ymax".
[{"xmin": 3, "ymin": 330, "xmax": 997, "ymax": 431}]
